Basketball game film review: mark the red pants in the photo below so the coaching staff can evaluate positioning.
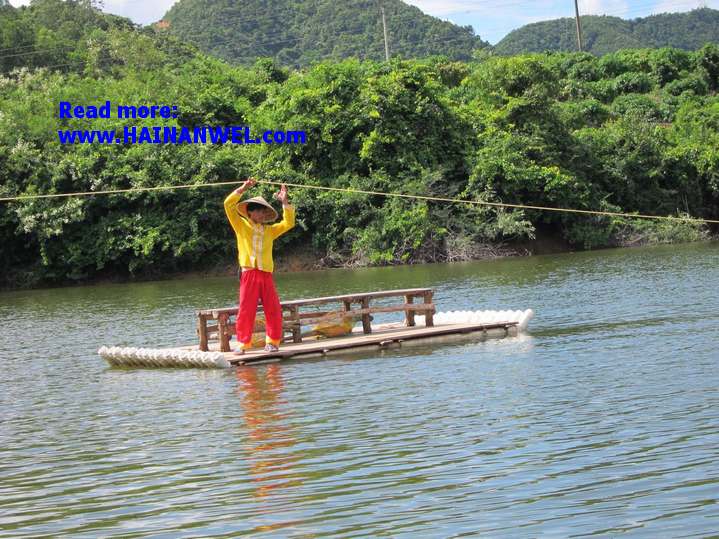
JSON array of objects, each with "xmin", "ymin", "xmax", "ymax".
[{"xmin": 237, "ymin": 269, "xmax": 283, "ymax": 349}]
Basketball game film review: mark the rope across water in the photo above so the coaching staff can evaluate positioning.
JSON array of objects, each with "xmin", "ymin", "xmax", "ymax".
[{"xmin": 1, "ymin": 179, "xmax": 717, "ymax": 224}]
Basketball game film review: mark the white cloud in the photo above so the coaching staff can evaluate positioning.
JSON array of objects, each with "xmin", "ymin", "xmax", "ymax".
[
  {"xmin": 652, "ymin": 0, "xmax": 710, "ymax": 14},
  {"xmin": 404, "ymin": 1, "xmax": 480, "ymax": 16},
  {"xmin": 406, "ymin": 0, "xmax": 561, "ymax": 18},
  {"xmin": 10, "ymin": 0, "xmax": 175, "ymax": 24},
  {"xmin": 103, "ymin": 0, "xmax": 176, "ymax": 24},
  {"xmin": 579, "ymin": 0, "xmax": 630, "ymax": 16}
]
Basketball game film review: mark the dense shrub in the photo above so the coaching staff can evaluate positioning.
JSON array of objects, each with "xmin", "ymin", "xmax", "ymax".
[{"xmin": 0, "ymin": 2, "xmax": 716, "ymax": 287}]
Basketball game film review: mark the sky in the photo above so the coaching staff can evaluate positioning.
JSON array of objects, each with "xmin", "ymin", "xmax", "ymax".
[{"xmin": 9, "ymin": 0, "xmax": 719, "ymax": 44}]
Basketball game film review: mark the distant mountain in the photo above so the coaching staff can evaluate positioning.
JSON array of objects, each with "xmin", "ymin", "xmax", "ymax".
[
  {"xmin": 0, "ymin": 0, "xmax": 199, "ymax": 75},
  {"xmin": 162, "ymin": 0, "xmax": 489, "ymax": 66},
  {"xmin": 495, "ymin": 8, "xmax": 719, "ymax": 56}
]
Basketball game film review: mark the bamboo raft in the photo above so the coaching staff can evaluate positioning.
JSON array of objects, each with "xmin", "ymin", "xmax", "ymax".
[{"xmin": 98, "ymin": 288, "xmax": 534, "ymax": 369}]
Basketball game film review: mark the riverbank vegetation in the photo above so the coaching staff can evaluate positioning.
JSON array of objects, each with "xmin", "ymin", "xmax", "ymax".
[{"xmin": 0, "ymin": 1, "xmax": 717, "ymax": 288}]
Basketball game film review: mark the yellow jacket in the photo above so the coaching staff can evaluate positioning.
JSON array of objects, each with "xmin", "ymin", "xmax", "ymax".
[{"xmin": 224, "ymin": 190, "xmax": 295, "ymax": 273}]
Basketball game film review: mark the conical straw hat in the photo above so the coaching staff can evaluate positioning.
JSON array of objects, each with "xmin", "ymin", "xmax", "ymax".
[{"xmin": 237, "ymin": 196, "xmax": 278, "ymax": 222}]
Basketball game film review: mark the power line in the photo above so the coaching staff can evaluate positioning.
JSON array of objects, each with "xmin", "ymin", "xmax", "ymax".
[
  {"xmin": 0, "ymin": 45, "xmax": 75, "ymax": 61},
  {"xmin": 0, "ymin": 0, "xmax": 493, "ymax": 64},
  {"xmin": 0, "ymin": 4, "xmax": 304, "ymax": 60},
  {"xmin": 0, "ymin": 25, "xmax": 486, "ymax": 68},
  {"xmin": 433, "ymin": 0, "xmax": 704, "ymax": 16},
  {"xmin": 0, "ymin": 0, "xmax": 613, "ymax": 65},
  {"xmin": 0, "ymin": 43, "xmax": 41, "ymax": 54}
]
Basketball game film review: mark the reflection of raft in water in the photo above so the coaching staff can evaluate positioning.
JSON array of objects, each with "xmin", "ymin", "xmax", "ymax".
[{"xmin": 98, "ymin": 288, "xmax": 534, "ymax": 369}]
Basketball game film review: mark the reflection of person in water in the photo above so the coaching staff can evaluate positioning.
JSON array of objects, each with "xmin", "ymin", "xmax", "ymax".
[{"xmin": 235, "ymin": 364, "xmax": 302, "ymax": 501}]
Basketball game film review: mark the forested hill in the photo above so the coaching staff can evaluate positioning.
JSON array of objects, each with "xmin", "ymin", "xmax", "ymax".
[
  {"xmin": 0, "ymin": 0, "xmax": 201, "ymax": 74},
  {"xmin": 161, "ymin": 0, "xmax": 489, "ymax": 66},
  {"xmin": 495, "ymin": 8, "xmax": 719, "ymax": 56}
]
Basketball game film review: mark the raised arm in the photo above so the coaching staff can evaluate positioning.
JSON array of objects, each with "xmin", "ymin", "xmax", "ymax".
[
  {"xmin": 224, "ymin": 178, "xmax": 256, "ymax": 232},
  {"xmin": 270, "ymin": 183, "xmax": 295, "ymax": 238}
]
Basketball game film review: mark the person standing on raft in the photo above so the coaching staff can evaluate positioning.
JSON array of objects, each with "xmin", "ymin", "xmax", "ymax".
[{"xmin": 224, "ymin": 178, "xmax": 295, "ymax": 354}]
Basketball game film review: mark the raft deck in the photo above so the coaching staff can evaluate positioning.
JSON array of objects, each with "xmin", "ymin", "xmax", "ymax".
[
  {"xmin": 200, "ymin": 320, "xmax": 519, "ymax": 365},
  {"xmin": 98, "ymin": 287, "xmax": 533, "ymax": 368}
]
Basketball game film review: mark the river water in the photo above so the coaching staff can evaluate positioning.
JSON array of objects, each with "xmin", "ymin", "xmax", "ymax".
[{"xmin": 1, "ymin": 243, "xmax": 718, "ymax": 537}]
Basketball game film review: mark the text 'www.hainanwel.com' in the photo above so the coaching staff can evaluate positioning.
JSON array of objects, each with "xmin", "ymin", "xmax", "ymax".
[{"xmin": 56, "ymin": 101, "xmax": 307, "ymax": 145}]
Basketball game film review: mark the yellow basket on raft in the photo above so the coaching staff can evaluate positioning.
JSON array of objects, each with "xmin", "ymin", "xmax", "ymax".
[
  {"xmin": 246, "ymin": 314, "xmax": 356, "ymax": 348},
  {"xmin": 310, "ymin": 314, "xmax": 355, "ymax": 338}
]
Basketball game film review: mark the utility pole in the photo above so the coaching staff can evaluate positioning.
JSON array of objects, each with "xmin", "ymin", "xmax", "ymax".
[
  {"xmin": 381, "ymin": 4, "xmax": 390, "ymax": 61},
  {"xmin": 573, "ymin": 0, "xmax": 584, "ymax": 52}
]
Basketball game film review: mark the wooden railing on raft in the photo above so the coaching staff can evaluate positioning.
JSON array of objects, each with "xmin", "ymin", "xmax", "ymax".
[{"xmin": 196, "ymin": 288, "xmax": 436, "ymax": 352}]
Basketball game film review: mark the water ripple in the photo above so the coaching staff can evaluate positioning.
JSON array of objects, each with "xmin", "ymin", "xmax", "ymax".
[{"xmin": 1, "ymin": 243, "xmax": 718, "ymax": 536}]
